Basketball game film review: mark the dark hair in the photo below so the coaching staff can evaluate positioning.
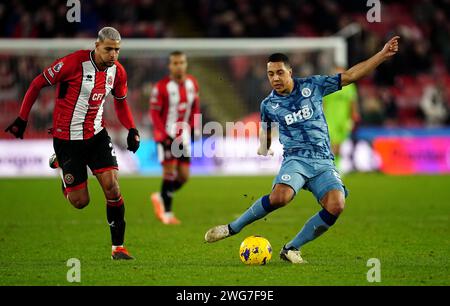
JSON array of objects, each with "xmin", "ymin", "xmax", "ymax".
[
  {"xmin": 170, "ymin": 50, "xmax": 185, "ymax": 57},
  {"xmin": 268, "ymin": 53, "xmax": 291, "ymax": 67}
]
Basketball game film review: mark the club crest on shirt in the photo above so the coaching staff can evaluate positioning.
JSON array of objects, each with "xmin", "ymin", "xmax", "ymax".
[
  {"xmin": 301, "ymin": 88, "xmax": 312, "ymax": 97},
  {"xmin": 281, "ymin": 174, "xmax": 291, "ymax": 181},
  {"xmin": 64, "ymin": 173, "xmax": 74, "ymax": 185},
  {"xmin": 53, "ymin": 62, "xmax": 64, "ymax": 73},
  {"xmin": 107, "ymin": 75, "xmax": 113, "ymax": 86}
]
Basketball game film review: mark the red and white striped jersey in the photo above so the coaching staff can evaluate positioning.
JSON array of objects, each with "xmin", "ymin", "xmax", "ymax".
[
  {"xmin": 149, "ymin": 75, "xmax": 200, "ymax": 142},
  {"xmin": 42, "ymin": 49, "xmax": 127, "ymax": 140}
]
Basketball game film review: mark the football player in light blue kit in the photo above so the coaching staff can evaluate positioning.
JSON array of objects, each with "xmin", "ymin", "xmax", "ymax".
[{"xmin": 205, "ymin": 36, "xmax": 400, "ymax": 263}]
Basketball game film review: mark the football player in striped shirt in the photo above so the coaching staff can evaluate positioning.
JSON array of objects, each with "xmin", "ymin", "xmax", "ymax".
[
  {"xmin": 5, "ymin": 27, "xmax": 140, "ymax": 260},
  {"xmin": 149, "ymin": 51, "xmax": 201, "ymax": 225}
]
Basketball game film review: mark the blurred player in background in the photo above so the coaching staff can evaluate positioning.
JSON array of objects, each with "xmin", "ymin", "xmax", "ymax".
[
  {"xmin": 205, "ymin": 36, "xmax": 400, "ymax": 263},
  {"xmin": 4, "ymin": 27, "xmax": 140, "ymax": 260},
  {"xmin": 323, "ymin": 65, "xmax": 360, "ymax": 173},
  {"xmin": 150, "ymin": 51, "xmax": 201, "ymax": 225}
]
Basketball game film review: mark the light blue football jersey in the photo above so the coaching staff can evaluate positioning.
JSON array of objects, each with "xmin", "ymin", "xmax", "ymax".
[{"xmin": 260, "ymin": 74, "xmax": 342, "ymax": 159}]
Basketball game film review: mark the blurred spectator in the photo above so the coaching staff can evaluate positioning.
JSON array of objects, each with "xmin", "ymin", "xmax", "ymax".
[
  {"xmin": 420, "ymin": 83, "xmax": 448, "ymax": 127},
  {"xmin": 380, "ymin": 87, "xmax": 398, "ymax": 127},
  {"xmin": 360, "ymin": 91, "xmax": 384, "ymax": 126},
  {"xmin": 1, "ymin": 0, "xmax": 450, "ymax": 135},
  {"xmin": 0, "ymin": 59, "xmax": 18, "ymax": 101},
  {"xmin": 30, "ymin": 97, "xmax": 53, "ymax": 132}
]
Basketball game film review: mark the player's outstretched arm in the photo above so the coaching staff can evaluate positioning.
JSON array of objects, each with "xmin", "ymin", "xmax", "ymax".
[
  {"xmin": 4, "ymin": 74, "xmax": 50, "ymax": 139},
  {"xmin": 341, "ymin": 36, "xmax": 400, "ymax": 87},
  {"xmin": 257, "ymin": 124, "xmax": 274, "ymax": 156}
]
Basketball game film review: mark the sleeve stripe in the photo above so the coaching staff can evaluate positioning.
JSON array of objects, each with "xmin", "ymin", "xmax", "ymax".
[
  {"xmin": 42, "ymin": 72, "xmax": 52, "ymax": 85},
  {"xmin": 113, "ymin": 95, "xmax": 127, "ymax": 100}
]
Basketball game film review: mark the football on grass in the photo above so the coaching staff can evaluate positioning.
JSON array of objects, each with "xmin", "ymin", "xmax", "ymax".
[{"xmin": 239, "ymin": 235, "xmax": 272, "ymax": 265}]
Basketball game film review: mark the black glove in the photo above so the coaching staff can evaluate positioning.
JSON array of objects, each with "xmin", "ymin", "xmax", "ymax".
[
  {"xmin": 127, "ymin": 128, "xmax": 140, "ymax": 153},
  {"xmin": 5, "ymin": 117, "xmax": 27, "ymax": 139}
]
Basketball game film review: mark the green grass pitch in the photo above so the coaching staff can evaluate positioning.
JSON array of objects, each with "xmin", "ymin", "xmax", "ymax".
[{"xmin": 0, "ymin": 174, "xmax": 449, "ymax": 285}]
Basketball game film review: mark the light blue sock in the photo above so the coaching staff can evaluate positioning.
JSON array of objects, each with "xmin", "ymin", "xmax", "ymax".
[
  {"xmin": 229, "ymin": 195, "xmax": 276, "ymax": 234},
  {"xmin": 285, "ymin": 208, "xmax": 338, "ymax": 250}
]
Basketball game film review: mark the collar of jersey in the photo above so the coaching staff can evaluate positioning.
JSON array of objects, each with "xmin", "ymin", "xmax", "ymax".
[
  {"xmin": 272, "ymin": 78, "xmax": 298, "ymax": 98},
  {"xmin": 90, "ymin": 50, "xmax": 109, "ymax": 72}
]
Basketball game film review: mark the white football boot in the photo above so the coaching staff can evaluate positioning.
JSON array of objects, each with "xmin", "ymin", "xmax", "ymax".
[
  {"xmin": 280, "ymin": 246, "xmax": 307, "ymax": 264},
  {"xmin": 204, "ymin": 225, "xmax": 232, "ymax": 243}
]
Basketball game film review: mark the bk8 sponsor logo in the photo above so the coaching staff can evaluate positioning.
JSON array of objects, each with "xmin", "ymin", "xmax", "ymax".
[{"xmin": 284, "ymin": 106, "xmax": 313, "ymax": 125}]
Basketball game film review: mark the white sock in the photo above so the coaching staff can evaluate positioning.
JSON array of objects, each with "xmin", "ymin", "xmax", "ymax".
[
  {"xmin": 112, "ymin": 245, "xmax": 123, "ymax": 251},
  {"xmin": 164, "ymin": 211, "xmax": 174, "ymax": 219}
]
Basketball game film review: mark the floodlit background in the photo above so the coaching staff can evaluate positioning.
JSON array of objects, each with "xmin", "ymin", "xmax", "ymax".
[
  {"xmin": 1, "ymin": 0, "xmax": 449, "ymax": 176},
  {"xmin": 0, "ymin": 0, "xmax": 449, "ymax": 287}
]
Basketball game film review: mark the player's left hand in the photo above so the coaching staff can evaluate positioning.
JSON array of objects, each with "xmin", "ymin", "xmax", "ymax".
[
  {"xmin": 127, "ymin": 128, "xmax": 140, "ymax": 153},
  {"xmin": 5, "ymin": 116, "xmax": 27, "ymax": 139},
  {"xmin": 381, "ymin": 36, "xmax": 400, "ymax": 58}
]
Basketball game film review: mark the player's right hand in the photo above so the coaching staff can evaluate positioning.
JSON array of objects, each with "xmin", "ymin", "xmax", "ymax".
[
  {"xmin": 257, "ymin": 146, "xmax": 274, "ymax": 156},
  {"xmin": 381, "ymin": 36, "xmax": 400, "ymax": 58},
  {"xmin": 5, "ymin": 117, "xmax": 27, "ymax": 139},
  {"xmin": 127, "ymin": 128, "xmax": 140, "ymax": 153}
]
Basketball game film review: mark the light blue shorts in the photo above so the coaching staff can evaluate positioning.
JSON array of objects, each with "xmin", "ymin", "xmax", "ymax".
[{"xmin": 273, "ymin": 156, "xmax": 348, "ymax": 202}]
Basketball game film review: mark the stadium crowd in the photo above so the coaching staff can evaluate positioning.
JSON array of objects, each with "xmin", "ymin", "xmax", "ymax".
[
  {"xmin": 191, "ymin": 0, "xmax": 450, "ymax": 126},
  {"xmin": 0, "ymin": 0, "xmax": 449, "ymax": 138},
  {"xmin": 0, "ymin": 0, "xmax": 173, "ymax": 38}
]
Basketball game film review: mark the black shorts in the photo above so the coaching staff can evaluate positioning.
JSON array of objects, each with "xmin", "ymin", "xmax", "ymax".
[
  {"xmin": 157, "ymin": 142, "xmax": 191, "ymax": 166},
  {"xmin": 53, "ymin": 129, "xmax": 118, "ymax": 191}
]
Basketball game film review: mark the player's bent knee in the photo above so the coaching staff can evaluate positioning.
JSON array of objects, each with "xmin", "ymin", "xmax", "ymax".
[
  {"xmin": 269, "ymin": 193, "xmax": 292, "ymax": 208},
  {"xmin": 269, "ymin": 184, "xmax": 295, "ymax": 208},
  {"xmin": 321, "ymin": 190, "xmax": 345, "ymax": 216},
  {"xmin": 69, "ymin": 196, "xmax": 90, "ymax": 209},
  {"xmin": 325, "ymin": 198, "xmax": 345, "ymax": 216},
  {"xmin": 333, "ymin": 200, "xmax": 345, "ymax": 215}
]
